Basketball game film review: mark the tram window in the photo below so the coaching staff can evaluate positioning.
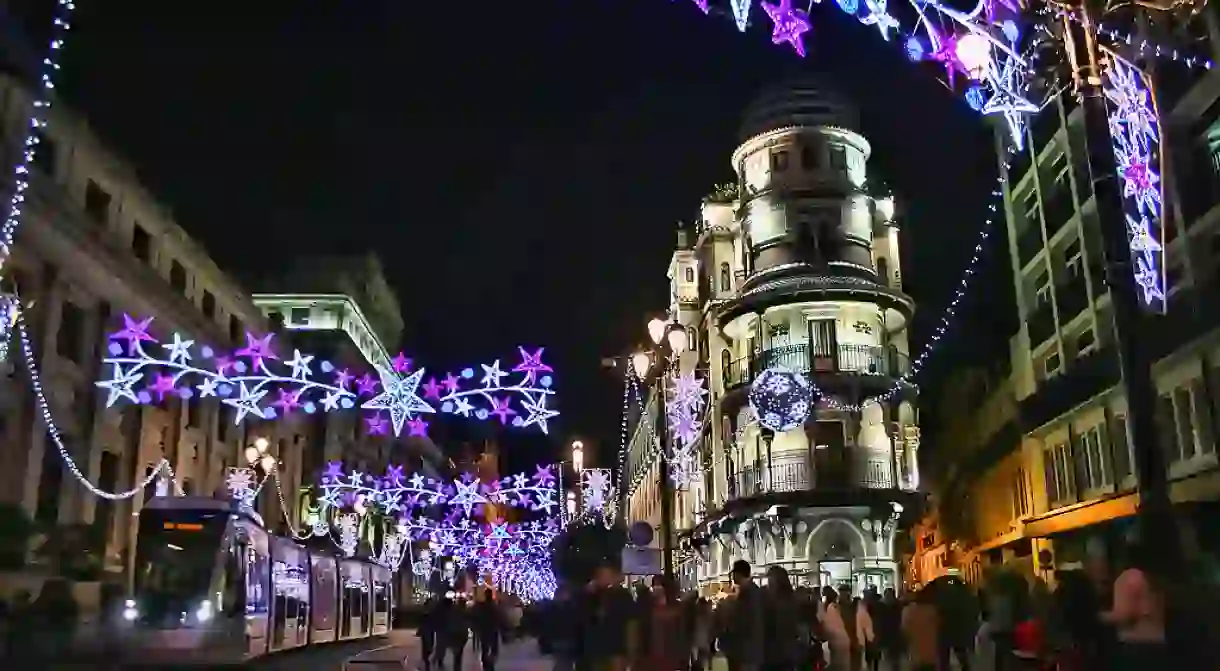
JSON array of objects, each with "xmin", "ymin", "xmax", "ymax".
[
  {"xmin": 375, "ymin": 583, "xmax": 388, "ymax": 614},
  {"xmin": 273, "ymin": 587, "xmax": 287, "ymax": 645},
  {"xmin": 222, "ymin": 543, "xmax": 244, "ymax": 615}
]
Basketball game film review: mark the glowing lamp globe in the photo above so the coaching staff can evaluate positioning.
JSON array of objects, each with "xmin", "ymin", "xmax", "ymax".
[
  {"xmin": 631, "ymin": 352, "xmax": 651, "ymax": 378},
  {"xmin": 667, "ymin": 326, "xmax": 689, "ymax": 355},
  {"xmin": 244, "ymin": 446, "xmax": 259, "ymax": 465},
  {"xmin": 747, "ymin": 367, "xmax": 814, "ymax": 432},
  {"xmin": 955, "ymin": 33, "xmax": 992, "ymax": 80},
  {"xmin": 647, "ymin": 318, "xmax": 668, "ymax": 345},
  {"xmin": 254, "ymin": 436, "xmax": 270, "ymax": 452},
  {"xmin": 260, "ymin": 454, "xmax": 277, "ymax": 472}
]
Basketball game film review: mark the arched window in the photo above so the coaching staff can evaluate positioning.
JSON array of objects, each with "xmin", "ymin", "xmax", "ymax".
[
  {"xmin": 719, "ymin": 262, "xmax": 732, "ymax": 291},
  {"xmin": 720, "ymin": 349, "xmax": 732, "ymax": 380},
  {"xmin": 877, "ymin": 257, "xmax": 889, "ymax": 285},
  {"xmin": 684, "ymin": 266, "xmax": 695, "ymax": 282},
  {"xmin": 687, "ymin": 327, "xmax": 698, "ymax": 354}
]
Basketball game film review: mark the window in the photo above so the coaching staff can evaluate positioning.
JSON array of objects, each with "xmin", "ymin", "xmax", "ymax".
[
  {"xmin": 1045, "ymin": 442, "xmax": 1075, "ymax": 505},
  {"xmin": 84, "ymin": 180, "xmax": 111, "ymax": 223},
  {"xmin": 1023, "ymin": 191, "xmax": 1041, "ymax": 227},
  {"xmin": 800, "ymin": 145, "xmax": 817, "ymax": 170},
  {"xmin": 1064, "ymin": 238, "xmax": 1083, "ymax": 277},
  {"xmin": 95, "ymin": 451, "xmax": 119, "ymax": 539},
  {"xmin": 1035, "ymin": 278, "xmax": 1052, "ymax": 306},
  {"xmin": 1109, "ymin": 413, "xmax": 1132, "ymax": 482},
  {"xmin": 31, "ymin": 129, "xmax": 56, "ymax": 176},
  {"xmin": 1078, "ymin": 424, "xmax": 1112, "ymax": 490},
  {"xmin": 1043, "ymin": 351, "xmax": 1061, "ymax": 378},
  {"xmin": 771, "ymin": 151, "xmax": 789, "ymax": 171},
  {"xmin": 877, "ymin": 257, "xmax": 890, "ymax": 286},
  {"xmin": 170, "ymin": 260, "xmax": 188, "ymax": 293},
  {"xmin": 36, "ymin": 438, "xmax": 65, "ymax": 524},
  {"xmin": 290, "ymin": 307, "xmax": 310, "ymax": 325},
  {"xmin": 1190, "ymin": 378, "xmax": 1216, "ymax": 455},
  {"xmin": 1173, "ymin": 386, "xmax": 1198, "ymax": 460},
  {"xmin": 720, "ymin": 349, "xmax": 732, "ymax": 376},
  {"xmin": 1075, "ymin": 327, "xmax": 1096, "ymax": 355},
  {"xmin": 202, "ymin": 291, "xmax": 216, "ymax": 318},
  {"xmin": 229, "ymin": 315, "xmax": 243, "ymax": 343},
  {"xmin": 829, "ymin": 146, "xmax": 847, "ymax": 170},
  {"xmin": 132, "ymin": 224, "xmax": 152, "ymax": 262},
  {"xmin": 719, "ymin": 263, "xmax": 732, "ymax": 292},
  {"xmin": 687, "ymin": 327, "xmax": 698, "ymax": 355},
  {"xmin": 1012, "ymin": 468, "xmax": 1029, "ymax": 518},
  {"xmin": 56, "ymin": 300, "xmax": 85, "ymax": 362},
  {"xmin": 684, "ymin": 266, "xmax": 694, "ymax": 283},
  {"xmin": 1155, "ymin": 393, "xmax": 1180, "ymax": 461}
]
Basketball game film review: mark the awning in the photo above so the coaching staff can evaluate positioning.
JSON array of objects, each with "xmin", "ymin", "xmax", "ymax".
[{"xmin": 1021, "ymin": 493, "xmax": 1138, "ymax": 538}]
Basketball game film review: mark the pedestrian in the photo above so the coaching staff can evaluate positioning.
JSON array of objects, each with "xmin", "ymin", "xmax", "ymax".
[
  {"xmin": 859, "ymin": 589, "xmax": 881, "ymax": 671},
  {"xmin": 722, "ymin": 560, "xmax": 764, "ymax": 671},
  {"xmin": 579, "ymin": 562, "xmax": 633, "ymax": 671},
  {"xmin": 1101, "ymin": 540, "xmax": 1170, "ymax": 670},
  {"xmin": 639, "ymin": 577, "xmax": 688, "ymax": 670},
  {"xmin": 418, "ymin": 596, "xmax": 440, "ymax": 671},
  {"xmin": 472, "ymin": 588, "xmax": 503, "ymax": 671},
  {"xmin": 691, "ymin": 597, "xmax": 714, "ymax": 671},
  {"xmin": 550, "ymin": 585, "xmax": 578, "ymax": 671},
  {"xmin": 762, "ymin": 566, "xmax": 801, "ymax": 671},
  {"xmin": 937, "ymin": 578, "xmax": 977, "ymax": 671},
  {"xmin": 442, "ymin": 594, "xmax": 470, "ymax": 671},
  {"xmin": 901, "ymin": 589, "xmax": 939, "ymax": 671},
  {"xmin": 873, "ymin": 588, "xmax": 903, "ymax": 671}
]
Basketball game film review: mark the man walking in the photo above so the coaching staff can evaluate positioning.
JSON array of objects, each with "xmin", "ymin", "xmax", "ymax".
[{"xmin": 723, "ymin": 560, "xmax": 764, "ymax": 671}]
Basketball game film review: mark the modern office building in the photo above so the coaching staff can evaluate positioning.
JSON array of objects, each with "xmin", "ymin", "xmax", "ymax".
[
  {"xmin": 628, "ymin": 78, "xmax": 924, "ymax": 596},
  {"xmin": 915, "ymin": 30, "xmax": 1220, "ymax": 584}
]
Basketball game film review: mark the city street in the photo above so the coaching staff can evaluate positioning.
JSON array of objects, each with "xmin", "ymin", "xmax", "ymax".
[{"xmin": 253, "ymin": 631, "xmax": 551, "ymax": 671}]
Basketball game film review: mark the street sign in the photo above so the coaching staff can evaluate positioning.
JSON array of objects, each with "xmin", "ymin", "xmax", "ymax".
[
  {"xmin": 628, "ymin": 521, "xmax": 654, "ymax": 546},
  {"xmin": 621, "ymin": 547, "xmax": 662, "ymax": 576}
]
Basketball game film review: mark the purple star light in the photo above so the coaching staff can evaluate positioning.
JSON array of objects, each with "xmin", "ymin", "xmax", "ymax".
[
  {"xmin": 422, "ymin": 377, "xmax": 443, "ymax": 401},
  {"xmin": 146, "ymin": 373, "xmax": 176, "ymax": 402},
  {"xmin": 489, "ymin": 397, "xmax": 517, "ymax": 425},
  {"xmin": 110, "ymin": 314, "xmax": 158, "ymax": 355},
  {"xmin": 512, "ymin": 347, "xmax": 553, "ymax": 384},
  {"xmin": 407, "ymin": 417, "xmax": 429, "ymax": 438},
  {"xmin": 391, "ymin": 352, "xmax": 412, "ymax": 373},
  {"xmin": 236, "ymin": 332, "xmax": 278, "ymax": 370},
  {"xmin": 762, "ymin": 0, "xmax": 811, "ymax": 57},
  {"xmin": 355, "ymin": 374, "xmax": 379, "ymax": 396},
  {"xmin": 366, "ymin": 413, "xmax": 389, "ymax": 436}
]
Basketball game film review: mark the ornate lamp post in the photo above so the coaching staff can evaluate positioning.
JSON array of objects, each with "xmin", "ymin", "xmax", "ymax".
[{"xmin": 633, "ymin": 317, "xmax": 689, "ymax": 597}]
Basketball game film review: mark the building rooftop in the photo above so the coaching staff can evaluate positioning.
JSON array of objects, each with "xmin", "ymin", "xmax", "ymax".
[{"xmin": 739, "ymin": 76, "xmax": 859, "ymax": 141}]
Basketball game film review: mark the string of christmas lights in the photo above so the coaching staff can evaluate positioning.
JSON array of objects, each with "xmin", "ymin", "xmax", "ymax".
[
  {"xmin": 0, "ymin": 0, "xmax": 76, "ymax": 360},
  {"xmin": 16, "ymin": 311, "xmax": 178, "ymax": 499}
]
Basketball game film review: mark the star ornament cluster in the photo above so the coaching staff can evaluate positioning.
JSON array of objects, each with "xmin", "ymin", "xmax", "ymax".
[
  {"xmin": 665, "ymin": 371, "xmax": 707, "ymax": 490},
  {"xmin": 762, "ymin": 0, "xmax": 812, "ymax": 56},
  {"xmin": 1104, "ymin": 54, "xmax": 1167, "ymax": 310},
  {"xmin": 428, "ymin": 346, "xmax": 560, "ymax": 434}
]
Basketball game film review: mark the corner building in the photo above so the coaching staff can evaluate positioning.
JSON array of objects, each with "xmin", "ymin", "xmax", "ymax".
[{"xmin": 670, "ymin": 80, "xmax": 923, "ymax": 595}]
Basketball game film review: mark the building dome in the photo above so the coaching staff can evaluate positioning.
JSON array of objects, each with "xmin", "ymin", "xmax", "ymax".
[{"xmin": 738, "ymin": 76, "xmax": 859, "ymax": 141}]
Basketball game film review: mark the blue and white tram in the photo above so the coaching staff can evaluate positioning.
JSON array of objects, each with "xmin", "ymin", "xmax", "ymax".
[{"xmin": 119, "ymin": 497, "xmax": 393, "ymax": 665}]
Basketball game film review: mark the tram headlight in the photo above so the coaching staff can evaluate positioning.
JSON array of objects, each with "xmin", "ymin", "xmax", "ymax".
[
  {"xmin": 122, "ymin": 606, "xmax": 139, "ymax": 621},
  {"xmin": 195, "ymin": 599, "xmax": 213, "ymax": 622}
]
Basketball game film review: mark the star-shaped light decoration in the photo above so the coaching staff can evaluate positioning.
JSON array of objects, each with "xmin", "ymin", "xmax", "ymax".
[
  {"xmin": 519, "ymin": 395, "xmax": 558, "ymax": 434},
  {"xmin": 859, "ymin": 0, "xmax": 899, "ymax": 41},
  {"xmin": 366, "ymin": 413, "xmax": 389, "ymax": 436},
  {"xmin": 1127, "ymin": 214, "xmax": 1165, "ymax": 304},
  {"xmin": 729, "ymin": 0, "xmax": 753, "ymax": 31},
  {"xmin": 407, "ymin": 417, "xmax": 429, "ymax": 438},
  {"xmin": 481, "ymin": 360, "xmax": 507, "ymax": 388},
  {"xmin": 489, "ymin": 396, "xmax": 517, "ymax": 425},
  {"xmin": 1115, "ymin": 139, "xmax": 1161, "ymax": 216},
  {"xmin": 162, "ymin": 333, "xmax": 194, "ymax": 364},
  {"xmin": 284, "ymin": 349, "xmax": 314, "ymax": 380},
  {"xmin": 146, "ymin": 373, "xmax": 177, "ymax": 402},
  {"xmin": 422, "ymin": 377, "xmax": 443, "ymax": 401},
  {"xmin": 110, "ymin": 314, "xmax": 157, "ymax": 355},
  {"xmin": 449, "ymin": 478, "xmax": 489, "ymax": 517},
  {"xmin": 360, "ymin": 365, "xmax": 436, "ymax": 436},
  {"xmin": 452, "ymin": 397, "xmax": 474, "ymax": 417},
  {"xmin": 222, "ymin": 382, "xmax": 269, "ymax": 424},
  {"xmin": 983, "ymin": 53, "xmax": 1038, "ymax": 150},
  {"xmin": 355, "ymin": 373, "xmax": 379, "ymax": 396},
  {"xmin": 320, "ymin": 390, "xmax": 343, "ymax": 411},
  {"xmin": 762, "ymin": 0, "xmax": 812, "ymax": 57},
  {"xmin": 391, "ymin": 352, "xmax": 412, "ymax": 373},
  {"xmin": 272, "ymin": 388, "xmax": 301, "ymax": 415},
  {"xmin": 512, "ymin": 347, "xmax": 553, "ymax": 385},
  {"xmin": 236, "ymin": 332, "xmax": 278, "ymax": 371},
  {"xmin": 930, "ymin": 30, "xmax": 969, "ymax": 90},
  {"xmin": 689, "ymin": 0, "xmax": 710, "ymax": 13},
  {"xmin": 197, "ymin": 377, "xmax": 219, "ymax": 398},
  {"xmin": 96, "ymin": 364, "xmax": 142, "ymax": 407}
]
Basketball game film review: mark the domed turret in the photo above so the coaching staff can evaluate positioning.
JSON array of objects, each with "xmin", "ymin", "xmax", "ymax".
[{"xmin": 739, "ymin": 76, "xmax": 859, "ymax": 142}]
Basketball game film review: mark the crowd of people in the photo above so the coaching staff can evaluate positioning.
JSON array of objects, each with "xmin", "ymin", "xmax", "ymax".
[
  {"xmin": 528, "ymin": 540, "xmax": 1211, "ymax": 671},
  {"xmin": 417, "ymin": 586, "xmax": 525, "ymax": 671}
]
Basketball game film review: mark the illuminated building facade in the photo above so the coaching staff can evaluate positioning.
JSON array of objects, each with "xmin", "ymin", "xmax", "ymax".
[{"xmin": 651, "ymin": 79, "xmax": 923, "ymax": 596}]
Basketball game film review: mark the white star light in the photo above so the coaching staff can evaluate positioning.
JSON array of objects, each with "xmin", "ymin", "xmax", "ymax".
[
  {"xmin": 518, "ymin": 395, "xmax": 558, "ymax": 434},
  {"xmin": 320, "ymin": 391, "xmax": 342, "ymax": 411},
  {"xmin": 452, "ymin": 397, "xmax": 474, "ymax": 417},
  {"xmin": 222, "ymin": 382, "xmax": 269, "ymax": 424},
  {"xmin": 162, "ymin": 333, "xmax": 194, "ymax": 364},
  {"xmin": 481, "ymin": 360, "xmax": 507, "ymax": 388},
  {"xmin": 284, "ymin": 349, "xmax": 314, "ymax": 379},
  {"xmin": 197, "ymin": 377, "xmax": 219, "ymax": 398},
  {"xmin": 450, "ymin": 479, "xmax": 489, "ymax": 516},
  {"xmin": 95, "ymin": 363, "xmax": 141, "ymax": 407},
  {"xmin": 984, "ymin": 55, "xmax": 1038, "ymax": 149},
  {"xmin": 860, "ymin": 0, "xmax": 899, "ymax": 40},
  {"xmin": 360, "ymin": 365, "xmax": 436, "ymax": 436}
]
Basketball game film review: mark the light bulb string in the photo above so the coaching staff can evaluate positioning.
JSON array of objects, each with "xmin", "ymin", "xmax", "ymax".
[
  {"xmin": 270, "ymin": 467, "xmax": 312, "ymax": 540},
  {"xmin": 16, "ymin": 309, "xmax": 173, "ymax": 500},
  {"xmin": 0, "ymin": 0, "xmax": 76, "ymax": 275}
]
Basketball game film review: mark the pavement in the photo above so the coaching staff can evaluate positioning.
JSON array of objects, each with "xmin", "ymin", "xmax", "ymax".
[{"xmin": 357, "ymin": 633, "xmax": 552, "ymax": 671}]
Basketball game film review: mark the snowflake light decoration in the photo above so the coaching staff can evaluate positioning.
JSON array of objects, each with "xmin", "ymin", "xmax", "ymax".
[
  {"xmin": 665, "ymin": 371, "xmax": 707, "ymax": 489},
  {"xmin": 337, "ymin": 513, "xmax": 360, "ymax": 557},
  {"xmin": 1103, "ymin": 51, "xmax": 1166, "ymax": 311},
  {"xmin": 748, "ymin": 367, "xmax": 814, "ymax": 432},
  {"xmin": 95, "ymin": 315, "xmax": 561, "ymax": 438},
  {"xmin": 224, "ymin": 467, "xmax": 258, "ymax": 508},
  {"xmin": 580, "ymin": 468, "xmax": 612, "ymax": 514}
]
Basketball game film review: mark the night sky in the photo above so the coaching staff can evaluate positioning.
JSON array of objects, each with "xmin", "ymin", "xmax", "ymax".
[{"xmin": 23, "ymin": 0, "xmax": 1012, "ymax": 471}]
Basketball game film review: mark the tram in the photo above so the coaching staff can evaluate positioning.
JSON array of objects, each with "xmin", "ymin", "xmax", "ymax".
[{"xmin": 117, "ymin": 496, "xmax": 393, "ymax": 665}]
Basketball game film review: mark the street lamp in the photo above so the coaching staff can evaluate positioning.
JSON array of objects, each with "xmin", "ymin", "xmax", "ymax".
[
  {"xmin": 571, "ymin": 440, "xmax": 584, "ymax": 474},
  {"xmin": 244, "ymin": 436, "xmax": 277, "ymax": 474},
  {"xmin": 633, "ymin": 317, "xmax": 688, "ymax": 598}
]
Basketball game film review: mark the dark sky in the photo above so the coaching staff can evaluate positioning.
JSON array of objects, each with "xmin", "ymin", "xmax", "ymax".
[{"xmin": 30, "ymin": 0, "xmax": 1010, "ymax": 470}]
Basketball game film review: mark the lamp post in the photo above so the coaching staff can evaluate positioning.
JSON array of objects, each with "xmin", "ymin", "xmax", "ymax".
[
  {"xmin": 633, "ymin": 317, "xmax": 689, "ymax": 598},
  {"xmin": 571, "ymin": 440, "xmax": 584, "ymax": 475}
]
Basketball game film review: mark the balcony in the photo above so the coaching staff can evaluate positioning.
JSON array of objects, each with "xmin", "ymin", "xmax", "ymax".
[
  {"xmin": 1026, "ymin": 299, "xmax": 1056, "ymax": 349},
  {"xmin": 725, "ymin": 452, "xmax": 900, "ymax": 501},
  {"xmin": 1019, "ymin": 346, "xmax": 1120, "ymax": 432},
  {"xmin": 723, "ymin": 343, "xmax": 909, "ymax": 391}
]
